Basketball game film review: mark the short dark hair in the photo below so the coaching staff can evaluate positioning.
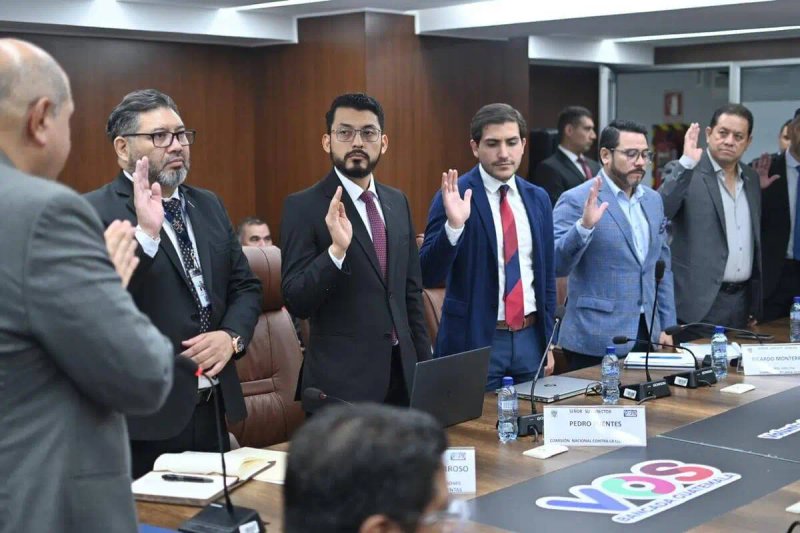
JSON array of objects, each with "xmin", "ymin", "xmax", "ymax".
[
  {"xmin": 599, "ymin": 119, "xmax": 648, "ymax": 152},
  {"xmin": 325, "ymin": 93, "xmax": 385, "ymax": 132},
  {"xmin": 237, "ymin": 216, "xmax": 267, "ymax": 238},
  {"xmin": 284, "ymin": 404, "xmax": 447, "ymax": 533},
  {"xmin": 557, "ymin": 105, "xmax": 593, "ymax": 141},
  {"xmin": 781, "ymin": 118, "xmax": 793, "ymax": 132},
  {"xmin": 106, "ymin": 89, "xmax": 180, "ymax": 141},
  {"xmin": 470, "ymin": 103, "xmax": 527, "ymax": 143},
  {"xmin": 709, "ymin": 103, "xmax": 754, "ymax": 137}
]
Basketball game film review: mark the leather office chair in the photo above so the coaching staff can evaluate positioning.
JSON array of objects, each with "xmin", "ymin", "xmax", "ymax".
[
  {"xmin": 416, "ymin": 234, "xmax": 446, "ymax": 347},
  {"xmin": 229, "ymin": 246, "xmax": 304, "ymax": 447}
]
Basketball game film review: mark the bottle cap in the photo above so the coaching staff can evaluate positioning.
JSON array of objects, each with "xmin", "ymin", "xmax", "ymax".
[
  {"xmin": 714, "ymin": 325, "xmax": 725, "ymax": 334},
  {"xmin": 502, "ymin": 376, "xmax": 513, "ymax": 386},
  {"xmin": 794, "ymin": 296, "xmax": 800, "ymax": 304},
  {"xmin": 606, "ymin": 346, "xmax": 616, "ymax": 355}
]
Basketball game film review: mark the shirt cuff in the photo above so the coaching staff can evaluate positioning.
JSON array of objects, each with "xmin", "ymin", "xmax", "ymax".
[
  {"xmin": 678, "ymin": 154, "xmax": 699, "ymax": 170},
  {"xmin": 135, "ymin": 226, "xmax": 160, "ymax": 258},
  {"xmin": 328, "ymin": 247, "xmax": 345, "ymax": 270},
  {"xmin": 444, "ymin": 221, "xmax": 464, "ymax": 246},
  {"xmin": 575, "ymin": 219, "xmax": 594, "ymax": 242}
]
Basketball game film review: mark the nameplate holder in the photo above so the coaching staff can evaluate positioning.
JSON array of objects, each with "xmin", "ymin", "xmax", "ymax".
[
  {"xmin": 442, "ymin": 447, "xmax": 476, "ymax": 494},
  {"xmin": 543, "ymin": 406, "xmax": 647, "ymax": 447},
  {"xmin": 741, "ymin": 344, "xmax": 800, "ymax": 375}
]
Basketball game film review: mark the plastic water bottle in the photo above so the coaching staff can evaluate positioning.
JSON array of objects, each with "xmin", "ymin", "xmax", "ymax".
[
  {"xmin": 711, "ymin": 326, "xmax": 728, "ymax": 380},
  {"xmin": 790, "ymin": 297, "xmax": 800, "ymax": 342},
  {"xmin": 497, "ymin": 377, "xmax": 518, "ymax": 443},
  {"xmin": 601, "ymin": 346, "xmax": 620, "ymax": 405}
]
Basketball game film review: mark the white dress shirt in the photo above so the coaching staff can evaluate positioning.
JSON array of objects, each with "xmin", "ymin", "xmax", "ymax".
[
  {"xmin": 328, "ymin": 167, "xmax": 386, "ymax": 269},
  {"xmin": 786, "ymin": 150, "xmax": 800, "ymax": 259},
  {"xmin": 445, "ymin": 165, "xmax": 537, "ymax": 320}
]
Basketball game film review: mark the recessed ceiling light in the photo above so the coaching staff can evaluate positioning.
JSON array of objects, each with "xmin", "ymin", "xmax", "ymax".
[
  {"xmin": 232, "ymin": 0, "xmax": 331, "ymax": 12},
  {"xmin": 614, "ymin": 25, "xmax": 800, "ymax": 43}
]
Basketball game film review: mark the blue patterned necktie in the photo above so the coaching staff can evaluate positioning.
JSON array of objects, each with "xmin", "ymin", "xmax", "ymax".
[{"xmin": 163, "ymin": 197, "xmax": 211, "ymax": 333}]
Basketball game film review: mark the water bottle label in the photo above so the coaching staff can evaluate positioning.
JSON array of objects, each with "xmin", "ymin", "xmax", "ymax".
[{"xmin": 500, "ymin": 400, "xmax": 516, "ymax": 411}]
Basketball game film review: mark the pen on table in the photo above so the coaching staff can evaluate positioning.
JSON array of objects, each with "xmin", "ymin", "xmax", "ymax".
[{"xmin": 161, "ymin": 474, "xmax": 214, "ymax": 483}]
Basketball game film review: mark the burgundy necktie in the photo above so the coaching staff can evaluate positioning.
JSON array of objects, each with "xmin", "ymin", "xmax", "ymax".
[
  {"xmin": 361, "ymin": 190, "xmax": 397, "ymax": 344},
  {"xmin": 577, "ymin": 156, "xmax": 594, "ymax": 181}
]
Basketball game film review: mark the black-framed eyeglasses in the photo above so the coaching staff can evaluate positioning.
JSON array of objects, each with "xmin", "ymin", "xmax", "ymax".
[
  {"xmin": 610, "ymin": 148, "xmax": 654, "ymax": 162},
  {"xmin": 123, "ymin": 129, "xmax": 196, "ymax": 147},
  {"xmin": 331, "ymin": 127, "xmax": 382, "ymax": 143}
]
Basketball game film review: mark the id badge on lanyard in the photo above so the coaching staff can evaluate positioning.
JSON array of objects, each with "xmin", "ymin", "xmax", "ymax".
[{"xmin": 188, "ymin": 267, "xmax": 211, "ymax": 308}]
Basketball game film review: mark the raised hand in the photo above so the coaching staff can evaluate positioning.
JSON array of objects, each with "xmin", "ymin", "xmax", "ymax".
[
  {"xmin": 579, "ymin": 177, "xmax": 609, "ymax": 229},
  {"xmin": 753, "ymin": 152, "xmax": 780, "ymax": 190},
  {"xmin": 326, "ymin": 186, "xmax": 353, "ymax": 259},
  {"xmin": 131, "ymin": 157, "xmax": 163, "ymax": 239},
  {"xmin": 683, "ymin": 122, "xmax": 703, "ymax": 163},
  {"xmin": 441, "ymin": 169, "xmax": 472, "ymax": 229},
  {"xmin": 104, "ymin": 219, "xmax": 139, "ymax": 288}
]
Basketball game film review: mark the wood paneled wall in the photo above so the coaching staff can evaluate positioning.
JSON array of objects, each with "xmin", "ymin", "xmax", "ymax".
[
  {"xmin": 6, "ymin": 33, "xmax": 258, "ymax": 225},
  {"xmin": 656, "ymin": 37, "xmax": 800, "ymax": 64},
  {"xmin": 529, "ymin": 64, "xmax": 599, "ymax": 131}
]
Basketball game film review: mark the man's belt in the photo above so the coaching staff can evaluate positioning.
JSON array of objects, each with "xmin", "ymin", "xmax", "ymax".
[{"xmin": 496, "ymin": 312, "xmax": 537, "ymax": 332}]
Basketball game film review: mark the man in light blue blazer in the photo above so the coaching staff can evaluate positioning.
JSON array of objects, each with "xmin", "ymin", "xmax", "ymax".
[
  {"xmin": 421, "ymin": 104, "xmax": 556, "ymax": 390},
  {"xmin": 554, "ymin": 120, "xmax": 676, "ymax": 370}
]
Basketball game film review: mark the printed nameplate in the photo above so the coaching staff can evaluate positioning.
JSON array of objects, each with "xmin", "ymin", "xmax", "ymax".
[
  {"xmin": 442, "ymin": 447, "xmax": 476, "ymax": 494},
  {"xmin": 544, "ymin": 405, "xmax": 646, "ymax": 447},
  {"xmin": 741, "ymin": 344, "xmax": 800, "ymax": 375}
]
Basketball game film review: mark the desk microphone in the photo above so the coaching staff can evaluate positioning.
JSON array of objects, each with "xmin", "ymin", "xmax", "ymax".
[
  {"xmin": 611, "ymin": 336, "xmax": 716, "ymax": 388},
  {"xmin": 302, "ymin": 387, "xmax": 354, "ymax": 408},
  {"xmin": 617, "ymin": 261, "xmax": 671, "ymax": 402},
  {"xmin": 178, "ymin": 370, "xmax": 264, "ymax": 533},
  {"xmin": 518, "ymin": 306, "xmax": 566, "ymax": 438},
  {"xmin": 666, "ymin": 322, "xmax": 765, "ymax": 371}
]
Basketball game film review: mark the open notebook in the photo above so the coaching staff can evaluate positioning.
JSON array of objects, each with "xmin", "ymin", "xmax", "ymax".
[{"xmin": 132, "ymin": 447, "xmax": 287, "ymax": 506}]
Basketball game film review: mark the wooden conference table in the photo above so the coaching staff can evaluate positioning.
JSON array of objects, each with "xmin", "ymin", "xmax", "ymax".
[{"xmin": 137, "ymin": 320, "xmax": 800, "ymax": 532}]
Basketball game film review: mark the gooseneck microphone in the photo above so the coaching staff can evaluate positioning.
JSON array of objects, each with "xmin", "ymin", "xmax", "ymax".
[
  {"xmin": 302, "ymin": 387, "xmax": 355, "ymax": 408},
  {"xmin": 617, "ymin": 260, "xmax": 671, "ymax": 403},
  {"xmin": 179, "ymin": 370, "xmax": 265, "ymax": 533},
  {"xmin": 612, "ymin": 336, "xmax": 717, "ymax": 388},
  {"xmin": 518, "ymin": 306, "xmax": 566, "ymax": 438},
  {"xmin": 665, "ymin": 322, "xmax": 766, "ymax": 345}
]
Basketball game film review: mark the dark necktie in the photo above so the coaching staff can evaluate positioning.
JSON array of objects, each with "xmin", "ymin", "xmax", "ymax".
[
  {"xmin": 163, "ymin": 197, "xmax": 211, "ymax": 333},
  {"xmin": 794, "ymin": 165, "xmax": 800, "ymax": 260},
  {"xmin": 577, "ymin": 156, "xmax": 594, "ymax": 181},
  {"xmin": 360, "ymin": 190, "xmax": 397, "ymax": 344},
  {"xmin": 498, "ymin": 185, "xmax": 524, "ymax": 330}
]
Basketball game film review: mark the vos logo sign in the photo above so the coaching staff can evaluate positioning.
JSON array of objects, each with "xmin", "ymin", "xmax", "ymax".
[{"xmin": 536, "ymin": 460, "xmax": 740, "ymax": 524}]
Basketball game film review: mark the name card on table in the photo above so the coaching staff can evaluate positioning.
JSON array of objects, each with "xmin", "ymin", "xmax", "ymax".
[
  {"xmin": 742, "ymin": 344, "xmax": 800, "ymax": 375},
  {"xmin": 442, "ymin": 447, "xmax": 476, "ymax": 494},
  {"xmin": 543, "ymin": 406, "xmax": 647, "ymax": 447}
]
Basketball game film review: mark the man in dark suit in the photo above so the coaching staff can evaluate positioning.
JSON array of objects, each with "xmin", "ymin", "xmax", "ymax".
[
  {"xmin": 420, "ymin": 104, "xmax": 555, "ymax": 390},
  {"xmin": 281, "ymin": 93, "xmax": 429, "ymax": 412},
  {"xmin": 533, "ymin": 105, "xmax": 600, "ymax": 206},
  {"xmin": 660, "ymin": 104, "xmax": 762, "ymax": 338},
  {"xmin": 85, "ymin": 89, "xmax": 261, "ymax": 478},
  {"xmin": 760, "ymin": 111, "xmax": 800, "ymax": 321}
]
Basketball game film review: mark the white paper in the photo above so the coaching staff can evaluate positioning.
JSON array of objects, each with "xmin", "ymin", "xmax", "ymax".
[
  {"xmin": 442, "ymin": 447, "xmax": 476, "ymax": 494},
  {"xmin": 720, "ymin": 383, "xmax": 755, "ymax": 394},
  {"xmin": 742, "ymin": 344, "xmax": 800, "ymax": 375},
  {"xmin": 680, "ymin": 342, "xmax": 742, "ymax": 363},
  {"xmin": 132, "ymin": 471, "xmax": 236, "ymax": 500},
  {"xmin": 523, "ymin": 444, "xmax": 569, "ymax": 459},
  {"xmin": 624, "ymin": 350, "xmax": 696, "ymax": 369},
  {"xmin": 544, "ymin": 406, "xmax": 647, "ymax": 447}
]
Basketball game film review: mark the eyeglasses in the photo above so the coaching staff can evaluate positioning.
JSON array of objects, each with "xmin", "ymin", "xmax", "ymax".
[
  {"xmin": 123, "ymin": 129, "xmax": 196, "ymax": 148},
  {"xmin": 331, "ymin": 127, "xmax": 382, "ymax": 143},
  {"xmin": 610, "ymin": 148, "xmax": 654, "ymax": 162}
]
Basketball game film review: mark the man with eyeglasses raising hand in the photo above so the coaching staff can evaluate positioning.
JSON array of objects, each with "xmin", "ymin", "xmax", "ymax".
[
  {"xmin": 281, "ymin": 93, "xmax": 430, "ymax": 412},
  {"xmin": 85, "ymin": 89, "xmax": 261, "ymax": 477},
  {"xmin": 553, "ymin": 120, "xmax": 676, "ymax": 370}
]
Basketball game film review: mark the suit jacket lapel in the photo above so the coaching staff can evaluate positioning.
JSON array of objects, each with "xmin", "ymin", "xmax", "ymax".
[
  {"xmin": 699, "ymin": 155, "xmax": 727, "ymax": 239},
  {"xmin": 598, "ymin": 181, "xmax": 640, "ymax": 263},
  {"xmin": 557, "ymin": 150, "xmax": 585, "ymax": 182},
  {"xmin": 323, "ymin": 171, "xmax": 385, "ymax": 285},
  {"xmin": 641, "ymin": 191, "xmax": 661, "ymax": 262},
  {"xmin": 742, "ymin": 169, "xmax": 760, "ymax": 248},
  {"xmin": 467, "ymin": 167, "xmax": 498, "ymax": 264},
  {"xmin": 183, "ymin": 187, "xmax": 214, "ymax": 297}
]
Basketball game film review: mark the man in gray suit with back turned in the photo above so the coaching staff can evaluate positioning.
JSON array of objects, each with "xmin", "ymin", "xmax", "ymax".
[
  {"xmin": 0, "ymin": 39, "xmax": 174, "ymax": 533},
  {"xmin": 660, "ymin": 104, "xmax": 762, "ymax": 340}
]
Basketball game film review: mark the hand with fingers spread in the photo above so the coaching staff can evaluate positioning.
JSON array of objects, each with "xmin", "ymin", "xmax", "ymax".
[
  {"xmin": 441, "ymin": 168, "xmax": 472, "ymax": 229},
  {"xmin": 580, "ymin": 177, "xmax": 609, "ymax": 229},
  {"xmin": 104, "ymin": 219, "xmax": 140, "ymax": 288},
  {"xmin": 683, "ymin": 122, "xmax": 704, "ymax": 164},
  {"xmin": 326, "ymin": 186, "xmax": 353, "ymax": 260},
  {"xmin": 181, "ymin": 331, "xmax": 233, "ymax": 377},
  {"xmin": 131, "ymin": 157, "xmax": 163, "ymax": 239},
  {"xmin": 753, "ymin": 152, "xmax": 780, "ymax": 190}
]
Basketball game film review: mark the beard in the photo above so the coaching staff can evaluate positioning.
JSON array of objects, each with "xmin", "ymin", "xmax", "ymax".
[
  {"xmin": 330, "ymin": 149, "xmax": 380, "ymax": 179},
  {"xmin": 608, "ymin": 161, "xmax": 644, "ymax": 192},
  {"xmin": 127, "ymin": 153, "xmax": 190, "ymax": 190}
]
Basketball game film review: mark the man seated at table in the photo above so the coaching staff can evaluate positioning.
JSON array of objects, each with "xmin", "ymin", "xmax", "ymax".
[{"xmin": 283, "ymin": 404, "xmax": 460, "ymax": 532}]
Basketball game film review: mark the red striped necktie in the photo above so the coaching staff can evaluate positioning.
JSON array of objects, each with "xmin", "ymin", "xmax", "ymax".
[
  {"xmin": 577, "ymin": 156, "xmax": 594, "ymax": 181},
  {"xmin": 498, "ymin": 185, "xmax": 524, "ymax": 330}
]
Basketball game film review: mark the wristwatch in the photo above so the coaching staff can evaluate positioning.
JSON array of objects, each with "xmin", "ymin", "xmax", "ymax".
[{"xmin": 228, "ymin": 332, "xmax": 245, "ymax": 355}]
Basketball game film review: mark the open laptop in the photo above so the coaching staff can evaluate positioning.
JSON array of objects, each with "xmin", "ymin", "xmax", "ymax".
[
  {"xmin": 516, "ymin": 375, "xmax": 598, "ymax": 403},
  {"xmin": 410, "ymin": 346, "xmax": 491, "ymax": 427}
]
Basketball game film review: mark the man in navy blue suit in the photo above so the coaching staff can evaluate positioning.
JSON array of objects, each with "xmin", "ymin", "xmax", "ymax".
[{"xmin": 420, "ymin": 103, "xmax": 556, "ymax": 390}]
